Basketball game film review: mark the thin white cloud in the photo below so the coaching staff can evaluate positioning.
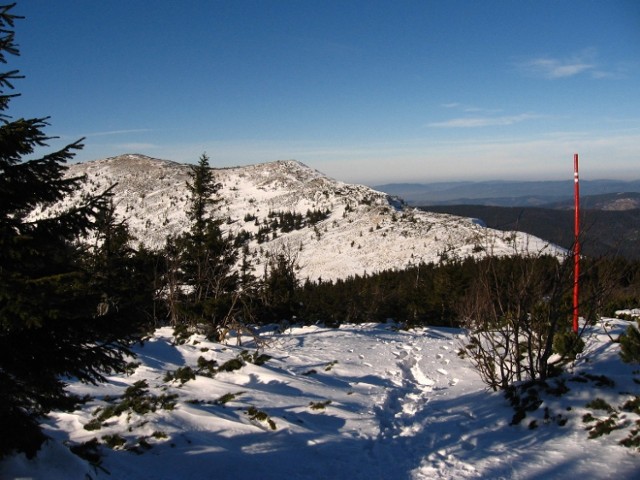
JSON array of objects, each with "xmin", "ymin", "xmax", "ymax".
[
  {"xmin": 440, "ymin": 102, "xmax": 501, "ymax": 114},
  {"xmin": 516, "ymin": 49, "xmax": 606, "ymax": 79},
  {"xmin": 83, "ymin": 128, "xmax": 154, "ymax": 138},
  {"xmin": 523, "ymin": 58, "xmax": 594, "ymax": 78},
  {"xmin": 428, "ymin": 113, "xmax": 541, "ymax": 128}
]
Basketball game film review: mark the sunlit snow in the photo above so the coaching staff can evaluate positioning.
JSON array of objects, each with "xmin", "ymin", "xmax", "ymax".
[
  {"xmin": 48, "ymin": 154, "xmax": 563, "ymax": 281},
  {"xmin": 1, "ymin": 319, "xmax": 638, "ymax": 479}
]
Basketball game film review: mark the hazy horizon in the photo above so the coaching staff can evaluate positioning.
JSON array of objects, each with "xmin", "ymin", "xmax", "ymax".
[
  {"xmin": 13, "ymin": 1, "xmax": 640, "ymax": 185},
  {"xmin": 71, "ymin": 153, "xmax": 640, "ymax": 188}
]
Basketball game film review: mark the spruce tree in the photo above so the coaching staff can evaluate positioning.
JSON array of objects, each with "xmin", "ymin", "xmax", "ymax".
[
  {"xmin": 262, "ymin": 249, "xmax": 299, "ymax": 322},
  {"xmin": 0, "ymin": 4, "xmax": 142, "ymax": 457},
  {"xmin": 167, "ymin": 153, "xmax": 247, "ymax": 339},
  {"xmin": 186, "ymin": 153, "xmax": 221, "ymax": 243},
  {"xmin": 88, "ymin": 201, "xmax": 158, "ymax": 337}
]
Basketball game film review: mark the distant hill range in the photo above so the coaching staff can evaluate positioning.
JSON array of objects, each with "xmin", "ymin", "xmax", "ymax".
[
  {"xmin": 418, "ymin": 203, "xmax": 640, "ymax": 260},
  {"xmin": 373, "ymin": 180, "xmax": 640, "ymax": 260},
  {"xmin": 373, "ymin": 180, "xmax": 640, "ymax": 207}
]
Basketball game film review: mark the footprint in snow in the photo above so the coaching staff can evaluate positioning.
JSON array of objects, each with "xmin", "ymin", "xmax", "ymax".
[{"xmin": 406, "ymin": 355, "xmax": 435, "ymax": 388}]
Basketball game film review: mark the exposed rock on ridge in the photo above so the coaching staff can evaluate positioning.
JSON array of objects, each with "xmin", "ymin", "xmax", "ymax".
[{"xmin": 60, "ymin": 154, "xmax": 560, "ymax": 281}]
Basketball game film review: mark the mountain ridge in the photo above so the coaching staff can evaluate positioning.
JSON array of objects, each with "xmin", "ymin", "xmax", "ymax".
[{"xmin": 55, "ymin": 154, "xmax": 560, "ymax": 281}]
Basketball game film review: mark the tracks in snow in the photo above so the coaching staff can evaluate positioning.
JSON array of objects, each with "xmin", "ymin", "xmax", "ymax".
[{"xmin": 370, "ymin": 336, "xmax": 481, "ymax": 479}]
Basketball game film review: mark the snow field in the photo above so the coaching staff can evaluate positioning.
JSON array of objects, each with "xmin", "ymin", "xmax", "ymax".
[{"xmin": 2, "ymin": 321, "xmax": 639, "ymax": 479}]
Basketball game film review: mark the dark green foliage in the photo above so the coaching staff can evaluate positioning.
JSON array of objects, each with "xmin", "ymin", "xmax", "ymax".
[
  {"xmin": 545, "ymin": 378, "xmax": 569, "ymax": 396},
  {"xmin": 621, "ymin": 396, "xmax": 640, "ymax": 415},
  {"xmin": 309, "ymin": 400, "xmax": 332, "ymax": 410},
  {"xmin": 579, "ymin": 257, "xmax": 640, "ymax": 318},
  {"xmin": 293, "ymin": 260, "xmax": 475, "ymax": 327},
  {"xmin": 249, "ymin": 352, "xmax": 272, "ymax": 366},
  {"xmin": 571, "ymin": 373, "xmax": 615, "ymax": 388},
  {"xmin": 196, "ymin": 355, "xmax": 218, "ymax": 376},
  {"xmin": 260, "ymin": 249, "xmax": 299, "ymax": 322},
  {"xmin": 84, "ymin": 380, "xmax": 178, "ymax": 430},
  {"xmin": 101, "ymin": 434, "xmax": 127, "ymax": 450},
  {"xmin": 89, "ymin": 203, "xmax": 161, "ymax": 333},
  {"xmin": 580, "ymin": 394, "xmax": 640, "ymax": 448},
  {"xmin": 186, "ymin": 153, "xmax": 222, "ymax": 241},
  {"xmin": 553, "ymin": 330, "xmax": 585, "ymax": 362},
  {"xmin": 218, "ymin": 357, "xmax": 245, "ymax": 372},
  {"xmin": 171, "ymin": 323, "xmax": 191, "ymax": 345},
  {"xmin": 291, "ymin": 255, "xmax": 640, "ymax": 330},
  {"xmin": 324, "ymin": 360, "xmax": 338, "ymax": 371},
  {"xmin": 164, "ymin": 366, "xmax": 196, "ymax": 384},
  {"xmin": 214, "ymin": 391, "xmax": 245, "ymax": 406},
  {"xmin": 619, "ymin": 420, "xmax": 640, "ymax": 450},
  {"xmin": 98, "ymin": 432, "xmax": 161, "ymax": 455},
  {"xmin": 503, "ymin": 373, "xmax": 640, "ymax": 439},
  {"xmin": 587, "ymin": 416, "xmax": 620, "ymax": 438},
  {"xmin": 0, "ymin": 5, "xmax": 151, "ymax": 458},
  {"xmin": 252, "ymin": 208, "xmax": 330, "ymax": 243},
  {"xmin": 585, "ymin": 398, "xmax": 615, "ymax": 413},
  {"xmin": 131, "ymin": 437, "xmax": 153, "ymax": 454},
  {"xmin": 619, "ymin": 319, "xmax": 640, "ymax": 363},
  {"xmin": 165, "ymin": 350, "xmax": 266, "ymax": 384},
  {"xmin": 238, "ymin": 349, "xmax": 271, "ymax": 365},
  {"xmin": 505, "ymin": 380, "xmax": 570, "ymax": 428},
  {"xmin": 246, "ymin": 406, "xmax": 277, "ymax": 430},
  {"xmin": 163, "ymin": 153, "xmax": 256, "ymax": 341},
  {"xmin": 506, "ymin": 385, "xmax": 543, "ymax": 426},
  {"xmin": 124, "ymin": 361, "xmax": 141, "ymax": 376}
]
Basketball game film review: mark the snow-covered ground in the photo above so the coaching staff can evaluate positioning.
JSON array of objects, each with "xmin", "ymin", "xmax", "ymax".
[
  {"xmin": 2, "ymin": 318, "xmax": 638, "ymax": 479},
  {"xmin": 51, "ymin": 154, "xmax": 563, "ymax": 282}
]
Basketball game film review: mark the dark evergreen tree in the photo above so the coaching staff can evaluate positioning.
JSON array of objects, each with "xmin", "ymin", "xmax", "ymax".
[
  {"xmin": 88, "ymin": 201, "xmax": 158, "ymax": 335},
  {"xmin": 0, "ymin": 5, "xmax": 143, "ymax": 457},
  {"xmin": 185, "ymin": 153, "xmax": 221, "ymax": 244},
  {"xmin": 261, "ymin": 248, "xmax": 299, "ymax": 322},
  {"xmin": 165, "ymin": 153, "xmax": 253, "ymax": 340}
]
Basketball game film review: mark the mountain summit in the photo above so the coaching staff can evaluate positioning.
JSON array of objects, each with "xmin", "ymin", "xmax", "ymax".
[{"xmin": 62, "ymin": 154, "xmax": 558, "ymax": 281}]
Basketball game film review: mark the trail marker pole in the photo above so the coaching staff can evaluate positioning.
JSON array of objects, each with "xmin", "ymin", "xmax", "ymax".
[{"xmin": 573, "ymin": 154, "xmax": 580, "ymax": 333}]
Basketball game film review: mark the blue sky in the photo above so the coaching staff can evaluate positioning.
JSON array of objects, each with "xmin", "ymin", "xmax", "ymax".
[{"xmin": 10, "ymin": 0, "xmax": 640, "ymax": 184}]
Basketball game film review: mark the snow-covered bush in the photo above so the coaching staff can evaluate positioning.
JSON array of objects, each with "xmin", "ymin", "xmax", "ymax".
[{"xmin": 619, "ymin": 319, "xmax": 640, "ymax": 363}]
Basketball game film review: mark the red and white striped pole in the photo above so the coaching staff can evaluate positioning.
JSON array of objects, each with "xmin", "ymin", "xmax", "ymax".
[{"xmin": 573, "ymin": 154, "xmax": 580, "ymax": 333}]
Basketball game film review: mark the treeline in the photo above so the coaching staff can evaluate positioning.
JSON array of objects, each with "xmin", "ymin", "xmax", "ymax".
[
  {"xmin": 290, "ymin": 256, "xmax": 640, "ymax": 329},
  {"xmin": 64, "ymin": 226, "xmax": 640, "ymax": 335}
]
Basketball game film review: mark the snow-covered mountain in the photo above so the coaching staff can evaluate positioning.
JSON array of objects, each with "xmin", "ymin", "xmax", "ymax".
[{"xmin": 61, "ymin": 154, "xmax": 560, "ymax": 281}]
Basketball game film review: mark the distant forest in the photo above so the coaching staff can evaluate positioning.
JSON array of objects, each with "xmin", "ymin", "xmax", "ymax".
[{"xmin": 419, "ymin": 204, "xmax": 640, "ymax": 260}]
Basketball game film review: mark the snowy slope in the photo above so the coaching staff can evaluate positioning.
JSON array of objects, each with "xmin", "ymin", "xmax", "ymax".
[
  {"xmin": 2, "ymin": 318, "xmax": 638, "ymax": 479},
  {"xmin": 54, "ymin": 154, "xmax": 562, "ymax": 281}
]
